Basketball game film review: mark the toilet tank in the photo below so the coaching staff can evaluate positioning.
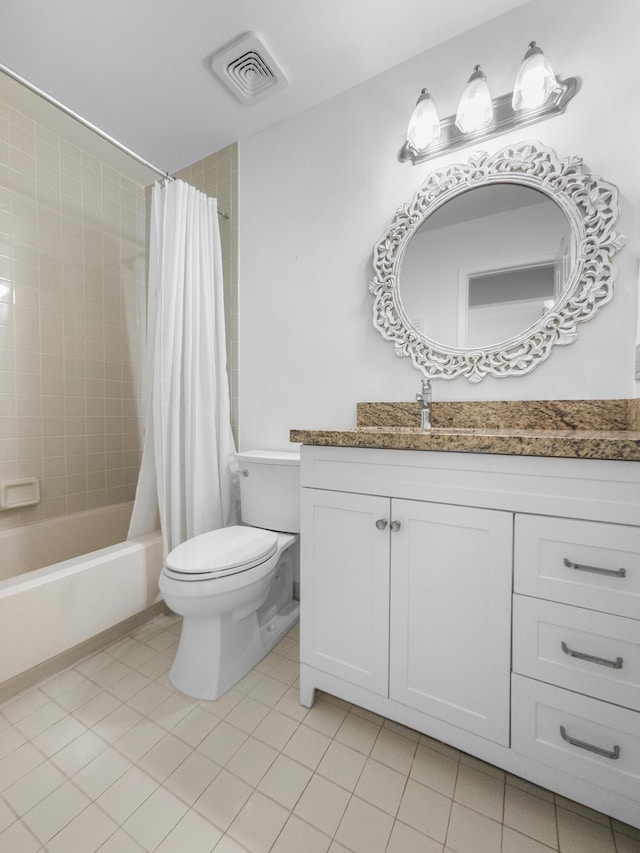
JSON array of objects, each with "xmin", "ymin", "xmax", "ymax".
[{"xmin": 236, "ymin": 450, "xmax": 300, "ymax": 533}]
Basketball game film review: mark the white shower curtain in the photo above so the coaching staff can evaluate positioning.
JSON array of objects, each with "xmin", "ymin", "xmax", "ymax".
[{"xmin": 128, "ymin": 179, "xmax": 239, "ymax": 554}]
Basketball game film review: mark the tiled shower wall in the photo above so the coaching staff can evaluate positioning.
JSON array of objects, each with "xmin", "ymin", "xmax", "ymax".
[
  {"xmin": 0, "ymin": 84, "xmax": 148, "ymax": 531},
  {"xmin": 175, "ymin": 145, "xmax": 239, "ymax": 443}
]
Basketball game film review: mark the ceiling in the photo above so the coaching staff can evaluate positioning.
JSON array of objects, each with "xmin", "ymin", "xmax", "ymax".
[{"xmin": 0, "ymin": 0, "xmax": 530, "ymax": 176}]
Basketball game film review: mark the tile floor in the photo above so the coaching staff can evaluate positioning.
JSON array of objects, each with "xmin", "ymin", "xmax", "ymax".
[{"xmin": 0, "ymin": 614, "xmax": 638, "ymax": 853}]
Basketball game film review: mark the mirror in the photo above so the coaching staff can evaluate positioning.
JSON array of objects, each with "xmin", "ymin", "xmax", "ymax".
[
  {"xmin": 400, "ymin": 185, "xmax": 571, "ymax": 348},
  {"xmin": 370, "ymin": 141, "xmax": 624, "ymax": 382}
]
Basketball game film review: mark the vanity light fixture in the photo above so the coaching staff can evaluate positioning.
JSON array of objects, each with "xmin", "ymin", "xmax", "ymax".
[
  {"xmin": 406, "ymin": 88, "xmax": 441, "ymax": 152},
  {"xmin": 400, "ymin": 42, "xmax": 578, "ymax": 165},
  {"xmin": 512, "ymin": 41, "xmax": 559, "ymax": 111},
  {"xmin": 455, "ymin": 65, "xmax": 493, "ymax": 133}
]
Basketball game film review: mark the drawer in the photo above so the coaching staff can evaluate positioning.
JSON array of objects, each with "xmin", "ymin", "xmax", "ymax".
[
  {"xmin": 511, "ymin": 674, "xmax": 640, "ymax": 802},
  {"xmin": 513, "ymin": 596, "xmax": 640, "ymax": 711},
  {"xmin": 514, "ymin": 514, "xmax": 640, "ymax": 619}
]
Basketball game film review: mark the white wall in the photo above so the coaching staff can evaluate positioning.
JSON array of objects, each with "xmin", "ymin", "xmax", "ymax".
[{"xmin": 239, "ymin": 0, "xmax": 640, "ymax": 450}]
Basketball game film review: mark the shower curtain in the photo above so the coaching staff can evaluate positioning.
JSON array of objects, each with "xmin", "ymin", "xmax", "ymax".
[{"xmin": 128, "ymin": 179, "xmax": 239, "ymax": 554}]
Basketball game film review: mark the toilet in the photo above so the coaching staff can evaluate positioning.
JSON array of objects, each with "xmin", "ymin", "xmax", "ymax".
[{"xmin": 159, "ymin": 449, "xmax": 300, "ymax": 700}]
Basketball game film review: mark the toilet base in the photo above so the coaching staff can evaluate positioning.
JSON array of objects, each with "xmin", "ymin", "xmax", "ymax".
[
  {"xmin": 168, "ymin": 599, "xmax": 299, "ymax": 700},
  {"xmin": 259, "ymin": 598, "xmax": 299, "ymax": 650}
]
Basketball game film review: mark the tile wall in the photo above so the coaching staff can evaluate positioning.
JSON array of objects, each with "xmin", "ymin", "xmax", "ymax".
[
  {"xmin": 0, "ymin": 79, "xmax": 148, "ymax": 531},
  {"xmin": 175, "ymin": 145, "xmax": 239, "ymax": 443}
]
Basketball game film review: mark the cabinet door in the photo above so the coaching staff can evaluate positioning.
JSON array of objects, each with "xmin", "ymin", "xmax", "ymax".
[
  {"xmin": 390, "ymin": 499, "xmax": 513, "ymax": 745},
  {"xmin": 300, "ymin": 489, "xmax": 390, "ymax": 695}
]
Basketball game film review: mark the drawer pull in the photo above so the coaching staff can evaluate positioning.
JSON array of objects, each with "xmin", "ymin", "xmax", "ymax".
[
  {"xmin": 563, "ymin": 557, "xmax": 626, "ymax": 578},
  {"xmin": 561, "ymin": 641, "xmax": 623, "ymax": 669},
  {"xmin": 559, "ymin": 725, "xmax": 620, "ymax": 760}
]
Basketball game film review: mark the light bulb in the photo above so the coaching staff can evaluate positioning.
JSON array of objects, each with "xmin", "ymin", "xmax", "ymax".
[
  {"xmin": 512, "ymin": 42, "xmax": 558, "ymax": 110},
  {"xmin": 455, "ymin": 65, "xmax": 493, "ymax": 133},
  {"xmin": 406, "ymin": 89, "xmax": 441, "ymax": 151}
]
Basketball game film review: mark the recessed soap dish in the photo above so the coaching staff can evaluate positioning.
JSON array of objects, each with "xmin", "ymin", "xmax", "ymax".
[{"xmin": 0, "ymin": 478, "xmax": 40, "ymax": 510}]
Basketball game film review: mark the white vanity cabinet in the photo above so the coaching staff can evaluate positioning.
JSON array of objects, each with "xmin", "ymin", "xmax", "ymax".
[
  {"xmin": 301, "ymin": 489, "xmax": 512, "ymax": 743},
  {"xmin": 298, "ymin": 445, "xmax": 640, "ymax": 828}
]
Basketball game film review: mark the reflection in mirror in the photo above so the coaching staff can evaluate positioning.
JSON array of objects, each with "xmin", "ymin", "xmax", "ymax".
[
  {"xmin": 467, "ymin": 261, "xmax": 557, "ymax": 347},
  {"xmin": 400, "ymin": 185, "xmax": 571, "ymax": 348}
]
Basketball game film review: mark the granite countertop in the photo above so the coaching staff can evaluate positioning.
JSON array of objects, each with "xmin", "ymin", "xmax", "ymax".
[{"xmin": 290, "ymin": 399, "xmax": 640, "ymax": 462}]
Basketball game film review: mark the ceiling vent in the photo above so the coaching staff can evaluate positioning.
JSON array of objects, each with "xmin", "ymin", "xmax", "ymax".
[{"xmin": 210, "ymin": 33, "xmax": 288, "ymax": 105}]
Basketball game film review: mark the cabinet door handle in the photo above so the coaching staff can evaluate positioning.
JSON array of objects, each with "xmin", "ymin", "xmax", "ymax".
[
  {"xmin": 563, "ymin": 557, "xmax": 626, "ymax": 578},
  {"xmin": 375, "ymin": 518, "xmax": 388, "ymax": 530},
  {"xmin": 389, "ymin": 520, "xmax": 402, "ymax": 532},
  {"xmin": 559, "ymin": 725, "xmax": 620, "ymax": 760},
  {"xmin": 561, "ymin": 641, "xmax": 623, "ymax": 669}
]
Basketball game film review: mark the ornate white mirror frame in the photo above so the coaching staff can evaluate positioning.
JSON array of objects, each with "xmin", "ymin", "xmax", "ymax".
[{"xmin": 370, "ymin": 140, "xmax": 625, "ymax": 382}]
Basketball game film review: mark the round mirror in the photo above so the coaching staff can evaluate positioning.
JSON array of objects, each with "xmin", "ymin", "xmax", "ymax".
[
  {"xmin": 400, "ymin": 185, "xmax": 572, "ymax": 349},
  {"xmin": 370, "ymin": 141, "xmax": 624, "ymax": 382}
]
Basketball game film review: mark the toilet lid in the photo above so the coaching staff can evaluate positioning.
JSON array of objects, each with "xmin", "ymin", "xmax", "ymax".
[{"xmin": 165, "ymin": 526, "xmax": 278, "ymax": 579}]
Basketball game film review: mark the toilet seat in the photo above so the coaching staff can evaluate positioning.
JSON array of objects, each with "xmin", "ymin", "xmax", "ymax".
[{"xmin": 164, "ymin": 526, "xmax": 278, "ymax": 581}]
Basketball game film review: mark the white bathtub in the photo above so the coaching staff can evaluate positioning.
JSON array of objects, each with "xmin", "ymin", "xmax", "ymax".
[{"xmin": 0, "ymin": 506, "xmax": 164, "ymax": 687}]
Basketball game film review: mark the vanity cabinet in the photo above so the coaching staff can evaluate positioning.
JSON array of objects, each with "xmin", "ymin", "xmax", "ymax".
[
  {"xmin": 301, "ymin": 490, "xmax": 512, "ymax": 743},
  {"xmin": 299, "ymin": 445, "xmax": 640, "ymax": 828}
]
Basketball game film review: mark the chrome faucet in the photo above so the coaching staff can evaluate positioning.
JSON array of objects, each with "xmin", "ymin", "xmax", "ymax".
[{"xmin": 416, "ymin": 378, "xmax": 432, "ymax": 430}]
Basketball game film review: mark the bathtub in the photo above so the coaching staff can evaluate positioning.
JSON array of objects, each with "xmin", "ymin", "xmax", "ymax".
[
  {"xmin": 1, "ymin": 501, "xmax": 138, "ymax": 582},
  {"xmin": 0, "ymin": 504, "xmax": 164, "ymax": 689}
]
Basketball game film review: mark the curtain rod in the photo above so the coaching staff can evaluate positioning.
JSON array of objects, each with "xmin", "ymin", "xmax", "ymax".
[{"xmin": 0, "ymin": 63, "xmax": 230, "ymax": 221}]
